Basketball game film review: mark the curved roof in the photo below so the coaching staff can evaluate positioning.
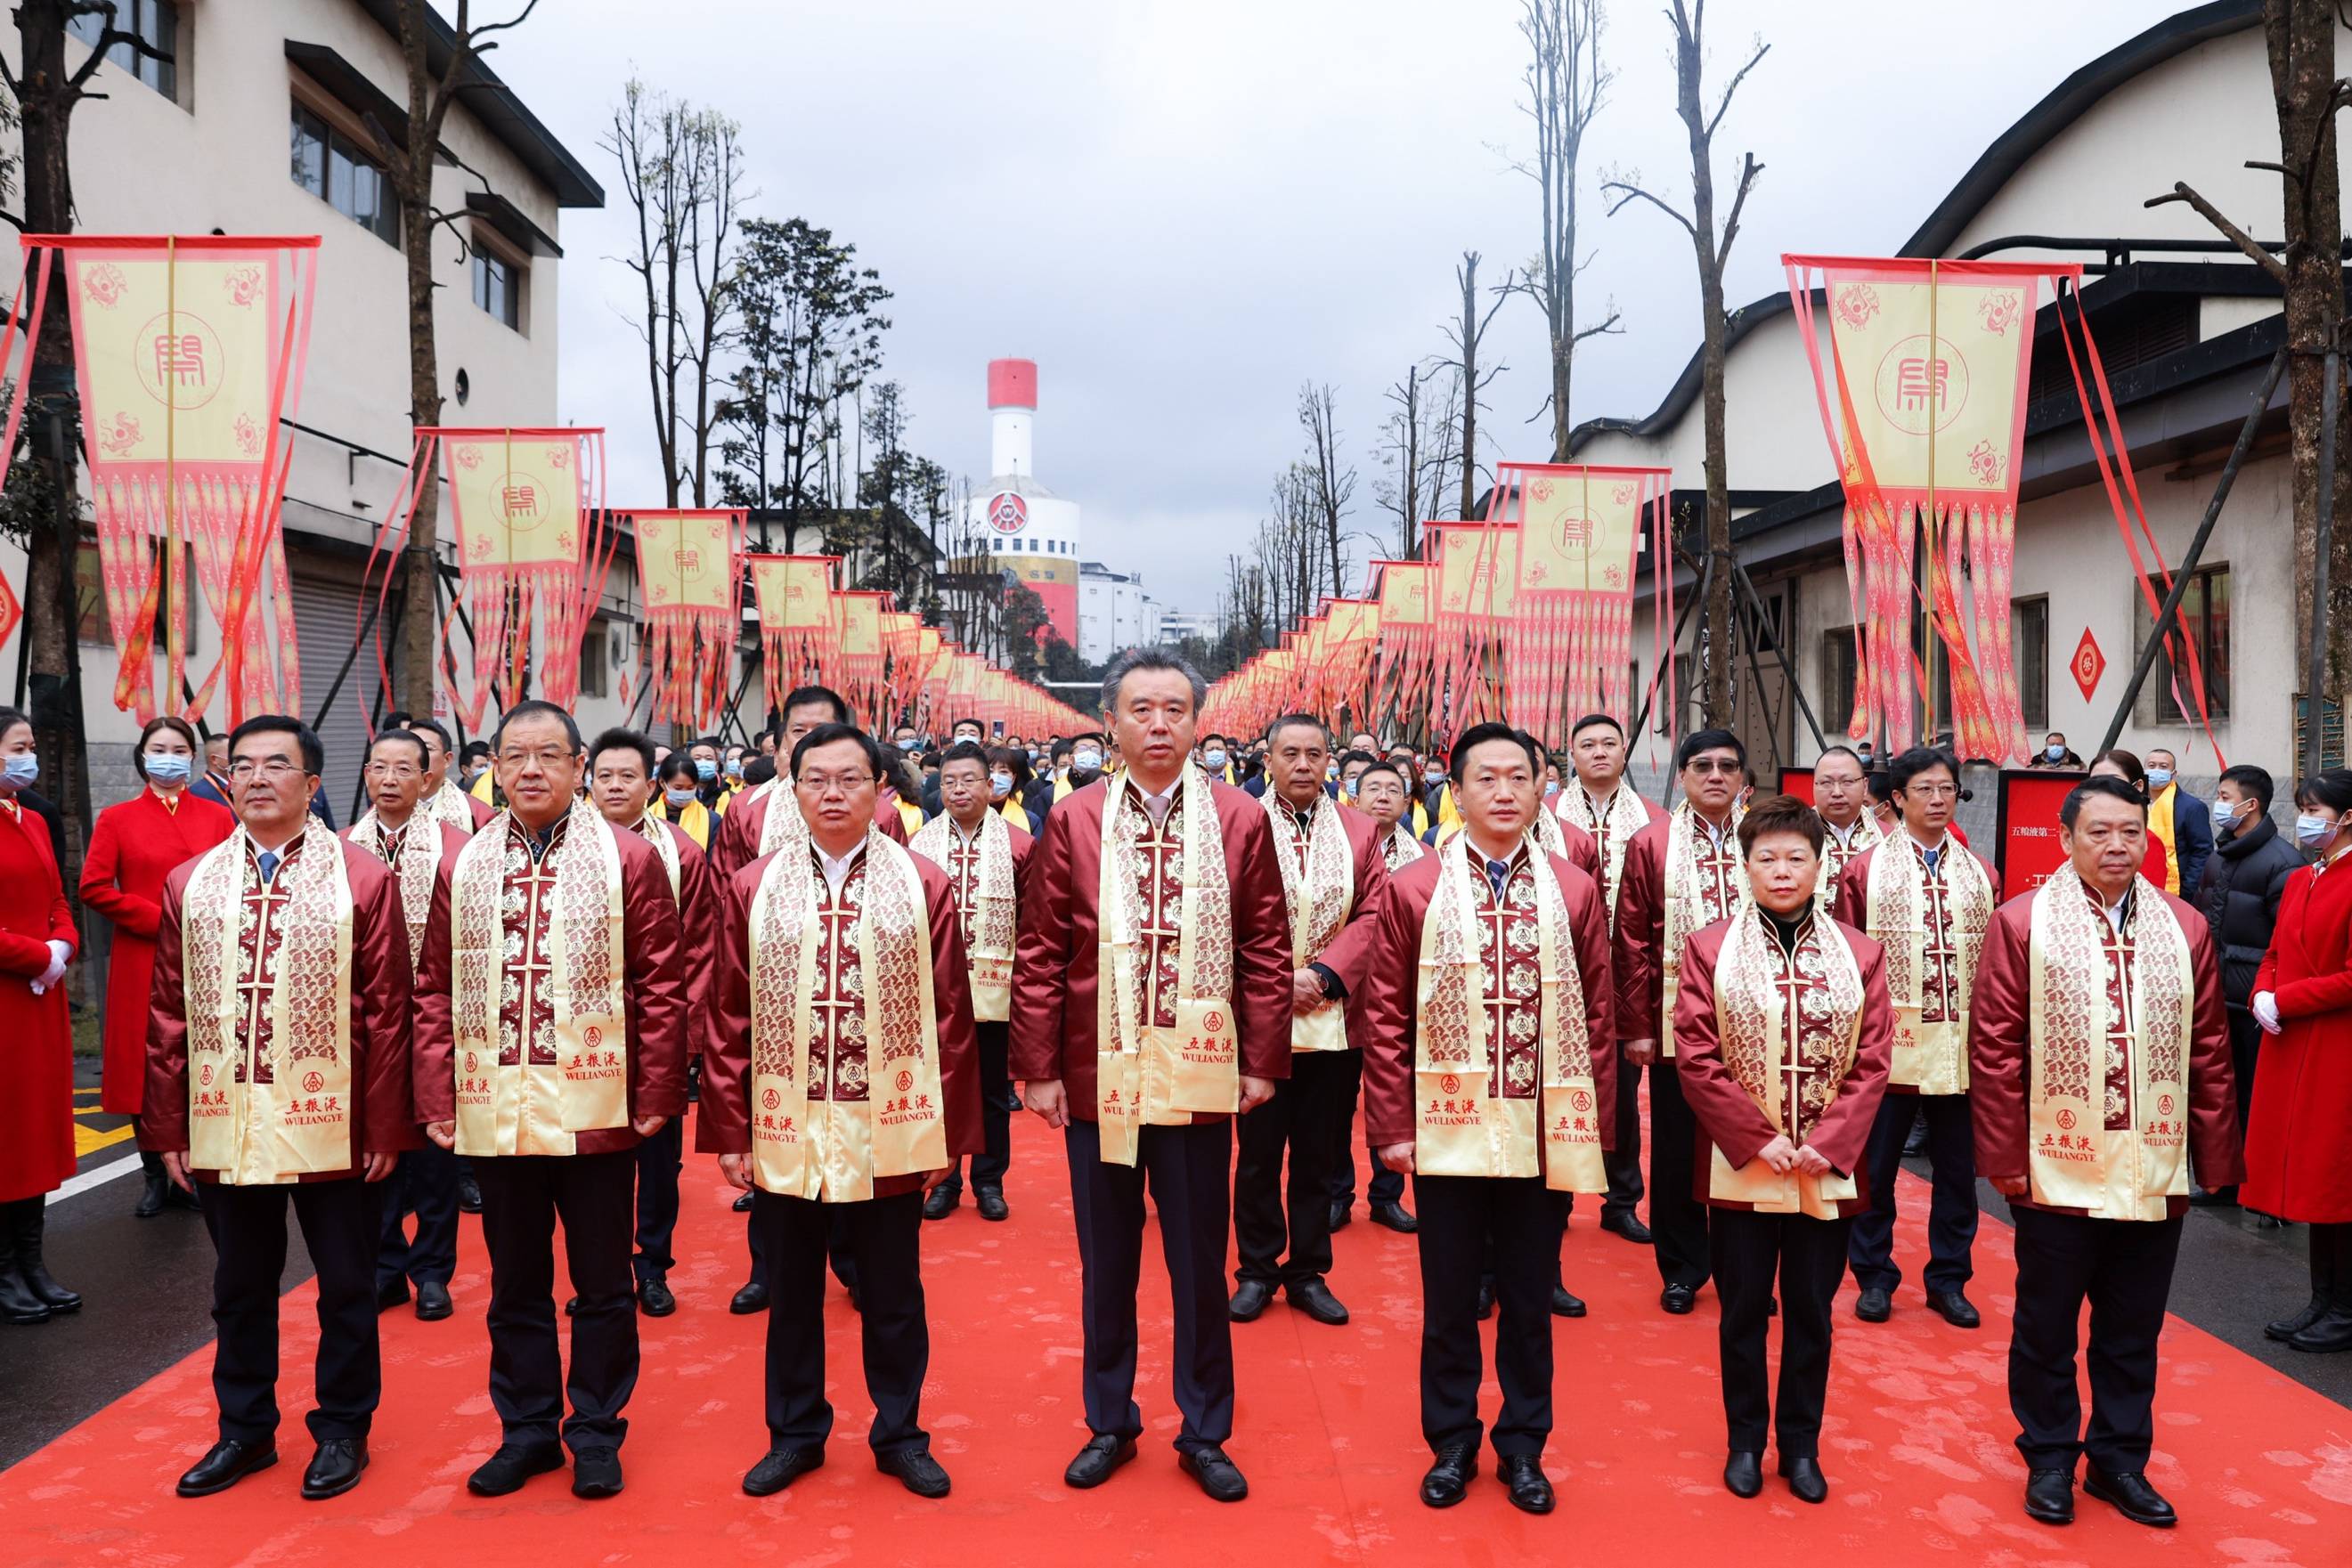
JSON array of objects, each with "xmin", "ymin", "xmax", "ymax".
[{"xmin": 1567, "ymin": 0, "xmax": 2258, "ymax": 454}]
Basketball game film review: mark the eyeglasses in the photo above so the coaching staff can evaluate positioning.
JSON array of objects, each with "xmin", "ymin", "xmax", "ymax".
[
  {"xmin": 228, "ymin": 758, "xmax": 305, "ymax": 781},
  {"xmin": 796, "ymin": 772, "xmax": 875, "ymax": 796},
  {"xmin": 364, "ymin": 762, "xmax": 422, "ymax": 780},
  {"xmin": 1903, "ymin": 782, "xmax": 1959, "ymax": 800},
  {"xmin": 1685, "ymin": 758, "xmax": 1743, "ymax": 776}
]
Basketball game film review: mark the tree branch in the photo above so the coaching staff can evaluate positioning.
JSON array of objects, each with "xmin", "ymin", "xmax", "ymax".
[
  {"xmin": 2145, "ymin": 181, "xmax": 2288, "ymax": 282},
  {"xmin": 1570, "ymin": 305, "xmax": 1624, "ymax": 344},
  {"xmin": 1601, "ymin": 179, "xmax": 1696, "ymax": 237},
  {"xmin": 1715, "ymin": 152, "xmax": 1762, "ymax": 272},
  {"xmin": 1703, "ymin": 39, "xmax": 1770, "ymax": 142}
]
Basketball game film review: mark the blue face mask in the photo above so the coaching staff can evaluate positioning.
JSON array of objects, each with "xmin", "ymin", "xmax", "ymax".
[
  {"xmin": 2211, "ymin": 798, "xmax": 2242, "ymax": 834},
  {"xmin": 1072, "ymin": 750, "xmax": 1103, "ymax": 773},
  {"xmin": 1, "ymin": 752, "xmax": 37, "ymax": 789},
  {"xmin": 1544, "ymin": 781, "xmax": 1560, "ymax": 799},
  {"xmin": 2146, "ymin": 768, "xmax": 2174, "ymax": 790},
  {"xmin": 989, "ymin": 773, "xmax": 1013, "ymax": 800},
  {"xmin": 725, "ymin": 760, "xmax": 744, "ymax": 780},
  {"xmin": 2046, "ymin": 745, "xmax": 2066, "ymax": 762},
  {"xmin": 2298, "ymin": 813, "xmax": 2337, "ymax": 850},
  {"xmin": 695, "ymin": 759, "xmax": 717, "ymax": 782},
  {"xmin": 1203, "ymin": 749, "xmax": 1227, "ymax": 770},
  {"xmin": 665, "ymin": 787, "xmax": 698, "ymax": 808},
  {"xmin": 143, "ymin": 752, "xmax": 192, "ymax": 784}
]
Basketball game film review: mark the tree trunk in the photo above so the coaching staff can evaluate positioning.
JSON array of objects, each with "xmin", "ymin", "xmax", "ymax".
[
  {"xmin": 1458, "ymin": 256, "xmax": 1481, "ymax": 522},
  {"xmin": 396, "ymin": 151, "xmax": 445, "ymax": 720},
  {"xmin": 1679, "ymin": 20, "xmax": 1735, "ymax": 727}
]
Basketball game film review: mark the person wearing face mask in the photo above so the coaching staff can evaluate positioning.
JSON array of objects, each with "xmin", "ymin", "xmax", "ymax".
[
  {"xmin": 2242, "ymin": 768, "xmax": 2352, "ymax": 1353},
  {"xmin": 0, "ymin": 707, "xmax": 80, "ymax": 1327},
  {"xmin": 2191, "ymin": 764, "xmax": 2299, "ymax": 1211},
  {"xmin": 985, "ymin": 745, "xmax": 1043, "ymax": 833},
  {"xmin": 2034, "ymin": 732, "xmax": 2086, "ymax": 770},
  {"xmin": 1200, "ymin": 735, "xmax": 1234, "ymax": 785},
  {"xmin": 1422, "ymin": 756, "xmax": 1459, "ymax": 839},
  {"xmin": 2140, "ymin": 749, "xmax": 2211, "ymax": 898},
  {"xmin": 655, "ymin": 752, "xmax": 715, "ymax": 849},
  {"xmin": 81, "ymin": 717, "xmax": 234, "ymax": 1219},
  {"xmin": 1048, "ymin": 733, "xmax": 1109, "ymax": 812}
]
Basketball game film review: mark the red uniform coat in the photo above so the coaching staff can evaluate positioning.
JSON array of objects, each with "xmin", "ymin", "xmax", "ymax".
[
  {"xmin": 914, "ymin": 814, "xmax": 1038, "ymax": 969},
  {"xmin": 709, "ymin": 782, "xmax": 906, "ymax": 882},
  {"xmin": 644, "ymin": 819, "xmax": 721, "ymax": 1061},
  {"xmin": 1613, "ymin": 813, "xmax": 1743, "ymax": 1043},
  {"xmin": 0, "ymin": 801, "xmax": 77, "ymax": 1202},
  {"xmin": 1830, "ymin": 837, "xmax": 1996, "ymax": 1099},
  {"xmin": 81, "ymin": 787, "xmax": 233, "ymax": 1114},
  {"xmin": 698, "ymin": 844, "xmax": 983, "ymax": 1198},
  {"xmin": 1266, "ymin": 797, "xmax": 1390, "ymax": 1032},
  {"xmin": 411, "ymin": 817, "xmax": 691, "ymax": 1155},
  {"xmin": 139, "ymin": 835, "xmax": 421, "ymax": 1181},
  {"xmin": 1357, "ymin": 846, "xmax": 1616, "ymax": 1156},
  {"xmin": 1008, "ymin": 776, "xmax": 1295, "ymax": 1118},
  {"xmin": 2245, "ymin": 860, "xmax": 2352, "ymax": 1221},
  {"xmin": 1672, "ymin": 916, "xmax": 1893, "ymax": 1215},
  {"xmin": 1966, "ymin": 886, "xmax": 2242, "ymax": 1215}
]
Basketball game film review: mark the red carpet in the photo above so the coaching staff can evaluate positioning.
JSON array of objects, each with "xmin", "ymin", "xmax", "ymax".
[{"xmin": 6, "ymin": 1109, "xmax": 2350, "ymax": 1567}]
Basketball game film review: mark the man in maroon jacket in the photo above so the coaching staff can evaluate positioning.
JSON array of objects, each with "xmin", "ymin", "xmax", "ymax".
[
  {"xmin": 143, "ymin": 715, "xmax": 416, "ymax": 1502},
  {"xmin": 413, "ymin": 701, "xmax": 688, "ymax": 1502},
  {"xmin": 1011, "ymin": 650, "xmax": 1292, "ymax": 1503}
]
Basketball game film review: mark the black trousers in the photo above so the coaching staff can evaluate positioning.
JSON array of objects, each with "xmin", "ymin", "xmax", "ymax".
[
  {"xmin": 1413, "ymin": 1173, "xmax": 1564, "ymax": 1458},
  {"xmin": 474, "ymin": 1150, "xmax": 639, "ymax": 1451},
  {"xmin": 1064, "ymin": 1117, "xmax": 1233, "ymax": 1454},
  {"xmin": 376, "ymin": 1141, "xmax": 460, "ymax": 1291},
  {"xmin": 936, "ymin": 1020, "xmax": 1012, "ymax": 1195},
  {"xmin": 1602, "ymin": 1046, "xmax": 1645, "ymax": 1223},
  {"xmin": 200, "ymin": 1178, "xmax": 383, "ymax": 1443},
  {"xmin": 1847, "ymin": 1091, "xmax": 1977, "ymax": 1295},
  {"xmin": 633, "ymin": 1116, "xmax": 683, "ymax": 1284},
  {"xmin": 1648, "ymin": 1056, "xmax": 1710, "ymax": 1289},
  {"xmin": 753, "ymin": 1189, "xmax": 930, "ymax": 1454},
  {"xmin": 1712, "ymin": 1206, "xmax": 1851, "ymax": 1458},
  {"xmin": 1234, "ymin": 1050, "xmax": 1356, "ymax": 1288},
  {"xmin": 1327, "ymin": 1122, "xmax": 1406, "ymax": 1210},
  {"xmin": 2225, "ymin": 1007, "xmax": 2260, "ymax": 1187},
  {"xmin": 2008, "ymin": 1206, "xmax": 2184, "ymax": 1475}
]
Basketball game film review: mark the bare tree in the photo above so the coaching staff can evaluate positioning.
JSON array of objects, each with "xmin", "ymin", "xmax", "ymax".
[
  {"xmin": 1601, "ymin": 1, "xmax": 1766, "ymax": 724},
  {"xmin": 1503, "ymin": 0, "xmax": 1621, "ymax": 459},
  {"xmin": 1376, "ymin": 365, "xmax": 1428, "ymax": 558},
  {"xmin": 1298, "ymin": 383, "xmax": 1358, "ymax": 597},
  {"xmin": 1435, "ymin": 252, "xmax": 1513, "ymax": 521}
]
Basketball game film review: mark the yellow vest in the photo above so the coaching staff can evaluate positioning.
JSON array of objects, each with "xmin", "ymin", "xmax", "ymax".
[
  {"xmin": 2148, "ymin": 783, "xmax": 2180, "ymax": 894},
  {"xmin": 657, "ymin": 795, "xmax": 713, "ymax": 849}
]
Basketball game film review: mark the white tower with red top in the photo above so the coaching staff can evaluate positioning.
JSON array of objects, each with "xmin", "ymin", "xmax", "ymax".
[{"xmin": 966, "ymin": 357, "xmax": 1080, "ymax": 648}]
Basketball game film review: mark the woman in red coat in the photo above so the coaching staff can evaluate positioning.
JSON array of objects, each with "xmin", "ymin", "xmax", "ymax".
[
  {"xmin": 79, "ymin": 715, "xmax": 232, "ymax": 1218},
  {"xmin": 2246, "ymin": 768, "xmax": 2352, "ymax": 1353},
  {"xmin": 0, "ymin": 705, "xmax": 80, "ymax": 1324}
]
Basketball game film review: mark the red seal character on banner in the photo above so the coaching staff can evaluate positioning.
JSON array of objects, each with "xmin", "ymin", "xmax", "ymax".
[{"xmin": 2071, "ymin": 628, "xmax": 2105, "ymax": 702}]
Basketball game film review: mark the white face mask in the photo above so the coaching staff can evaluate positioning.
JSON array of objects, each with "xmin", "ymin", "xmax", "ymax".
[
  {"xmin": 989, "ymin": 772, "xmax": 1013, "ymax": 800},
  {"xmin": 1072, "ymin": 750, "xmax": 1103, "ymax": 773}
]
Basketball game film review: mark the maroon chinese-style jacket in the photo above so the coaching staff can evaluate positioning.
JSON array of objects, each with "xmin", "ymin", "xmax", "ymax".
[
  {"xmin": 911, "ymin": 813, "xmax": 1038, "ymax": 988},
  {"xmin": 697, "ymin": 844, "xmax": 983, "ymax": 1198},
  {"xmin": 709, "ymin": 781, "xmax": 906, "ymax": 882},
  {"xmin": 1008, "ymin": 775, "xmax": 1295, "ymax": 1118},
  {"xmin": 1357, "ymin": 846, "xmax": 1617, "ymax": 1158},
  {"xmin": 1671, "ymin": 915, "xmax": 1893, "ymax": 1216},
  {"xmin": 1265, "ymin": 795, "xmax": 1390, "ymax": 1035},
  {"xmin": 642, "ymin": 817, "xmax": 721, "ymax": 1061},
  {"xmin": 1613, "ymin": 813, "xmax": 1743, "ymax": 1043},
  {"xmin": 140, "ymin": 834, "xmax": 420, "ymax": 1181},
  {"xmin": 410, "ymin": 816, "xmax": 691, "ymax": 1155}
]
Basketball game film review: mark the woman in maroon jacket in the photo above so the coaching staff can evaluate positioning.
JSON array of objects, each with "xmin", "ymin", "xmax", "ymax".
[{"xmin": 1672, "ymin": 796, "xmax": 1892, "ymax": 1507}]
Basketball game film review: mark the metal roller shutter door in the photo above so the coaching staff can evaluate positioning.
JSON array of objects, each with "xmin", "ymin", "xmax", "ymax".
[{"xmin": 289, "ymin": 570, "xmax": 385, "ymax": 825}]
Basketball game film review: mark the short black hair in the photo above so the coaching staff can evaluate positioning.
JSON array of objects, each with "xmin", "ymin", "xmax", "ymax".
[
  {"xmin": 367, "ymin": 728, "xmax": 430, "ymax": 770},
  {"xmin": 1738, "ymin": 794, "xmax": 1825, "ymax": 857},
  {"xmin": 1069, "ymin": 731, "xmax": 1106, "ymax": 748},
  {"xmin": 744, "ymin": 755, "xmax": 777, "ymax": 787},
  {"xmin": 1569, "ymin": 712, "xmax": 1623, "ymax": 741},
  {"xmin": 492, "ymin": 700, "xmax": 582, "ymax": 753},
  {"xmin": 230, "ymin": 713, "xmax": 324, "ymax": 776},
  {"xmin": 987, "ymin": 744, "xmax": 1033, "ymax": 787},
  {"xmin": 404, "ymin": 717, "xmax": 454, "ymax": 752},
  {"xmin": 1050, "ymin": 737, "xmax": 1074, "ymax": 760},
  {"xmin": 948, "ymin": 714, "xmax": 984, "ymax": 735},
  {"xmin": 1339, "ymin": 748, "xmax": 1376, "ymax": 770},
  {"xmin": 1356, "ymin": 759, "xmax": 1408, "ymax": 793},
  {"xmin": 781, "ymin": 686, "xmax": 851, "ymax": 726},
  {"xmin": 656, "ymin": 752, "xmax": 698, "ymax": 787},
  {"xmin": 460, "ymin": 739, "xmax": 492, "ymax": 762},
  {"xmin": 2090, "ymin": 748, "xmax": 2146, "ymax": 792},
  {"xmin": 1449, "ymin": 721, "xmax": 1540, "ymax": 783},
  {"xmin": 1266, "ymin": 713, "xmax": 1328, "ymax": 747},
  {"xmin": 2218, "ymin": 763, "xmax": 2275, "ymax": 812},
  {"xmin": 589, "ymin": 727, "xmax": 656, "ymax": 777},
  {"xmin": 2062, "ymin": 775, "xmax": 2149, "ymax": 828},
  {"xmin": 939, "ymin": 739, "xmax": 989, "ymax": 774},
  {"xmin": 1887, "ymin": 745, "xmax": 1958, "ymax": 793},
  {"xmin": 791, "ymin": 721, "xmax": 883, "ymax": 781},
  {"xmin": 1675, "ymin": 727, "xmax": 1745, "ymax": 772},
  {"xmin": 2295, "ymin": 768, "xmax": 2352, "ymax": 814},
  {"xmin": 380, "ymin": 710, "xmax": 416, "ymax": 730}
]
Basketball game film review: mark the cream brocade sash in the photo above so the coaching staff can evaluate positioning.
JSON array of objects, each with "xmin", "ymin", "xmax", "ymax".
[
  {"xmin": 748, "ymin": 833, "xmax": 946, "ymax": 1200},
  {"xmin": 1868, "ymin": 838, "xmax": 1993, "ymax": 1094},
  {"xmin": 1559, "ymin": 784, "xmax": 1651, "ymax": 933},
  {"xmin": 448, "ymin": 800, "xmax": 630, "ymax": 1158},
  {"xmin": 1385, "ymin": 825, "xmax": 1425, "ymax": 868},
  {"xmin": 1095, "ymin": 770, "xmax": 1237, "ymax": 1166},
  {"xmin": 182, "ymin": 818, "xmax": 355, "ymax": 1184},
  {"xmin": 352, "ymin": 810, "xmax": 439, "ymax": 969},
  {"xmin": 1413, "ymin": 836, "xmax": 1604, "ymax": 1191},
  {"xmin": 632, "ymin": 810, "xmax": 684, "ymax": 901},
  {"xmin": 757, "ymin": 777, "xmax": 813, "ymax": 858},
  {"xmin": 1816, "ymin": 815, "xmax": 1884, "ymax": 916},
  {"xmin": 907, "ymin": 811, "xmax": 1017, "ymax": 1022},
  {"xmin": 1265, "ymin": 796, "xmax": 1354, "ymax": 1052},
  {"xmin": 1707, "ymin": 906, "xmax": 1865, "ymax": 1218},
  {"xmin": 2025, "ymin": 869, "xmax": 2194, "ymax": 1220},
  {"xmin": 427, "ymin": 781, "xmax": 477, "ymax": 834},
  {"xmin": 1662, "ymin": 802, "xmax": 1749, "ymax": 1060}
]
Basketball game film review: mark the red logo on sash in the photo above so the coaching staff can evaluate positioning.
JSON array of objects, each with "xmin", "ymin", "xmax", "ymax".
[
  {"xmin": 1205, "ymin": 1011, "xmax": 1225, "ymax": 1032},
  {"xmin": 761, "ymin": 1088, "xmax": 780, "ymax": 1110},
  {"xmin": 199, "ymin": 1063, "xmax": 214, "ymax": 1086},
  {"xmin": 2158, "ymin": 1093, "xmax": 2176, "ymax": 1115},
  {"xmin": 895, "ymin": 1069, "xmax": 915, "ymax": 1093},
  {"xmin": 1439, "ymin": 1073, "xmax": 1461, "ymax": 1095},
  {"xmin": 1570, "ymin": 1089, "xmax": 1591, "ymax": 1112},
  {"xmin": 465, "ymin": 1051, "xmax": 479, "ymax": 1073},
  {"xmin": 2056, "ymin": 1108, "xmax": 2078, "ymax": 1131},
  {"xmin": 585, "ymin": 1026, "xmax": 603, "ymax": 1048},
  {"xmin": 302, "ymin": 1071, "xmax": 325, "ymax": 1093}
]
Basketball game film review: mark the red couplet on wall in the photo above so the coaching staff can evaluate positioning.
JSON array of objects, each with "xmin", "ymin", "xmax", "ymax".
[
  {"xmin": 1777, "ymin": 767, "xmax": 1816, "ymax": 804},
  {"xmin": 1995, "ymin": 768, "xmax": 2087, "ymax": 899}
]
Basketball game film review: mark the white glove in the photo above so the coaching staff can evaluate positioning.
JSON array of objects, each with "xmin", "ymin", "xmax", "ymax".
[
  {"xmin": 30, "ymin": 938, "xmax": 69, "ymax": 995},
  {"xmin": 2252, "ymin": 991, "xmax": 2282, "ymax": 1035}
]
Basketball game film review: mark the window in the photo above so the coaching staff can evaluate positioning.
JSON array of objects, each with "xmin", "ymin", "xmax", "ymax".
[
  {"xmin": 577, "ymin": 619, "xmax": 609, "ymax": 700},
  {"xmin": 69, "ymin": 1, "xmax": 177, "ymax": 101},
  {"xmin": 289, "ymin": 102, "xmax": 399, "ymax": 246},
  {"xmin": 471, "ymin": 246, "xmax": 521, "ymax": 330},
  {"xmin": 76, "ymin": 538, "xmax": 196, "ymax": 651},
  {"xmin": 2136, "ymin": 565, "xmax": 2231, "ymax": 724},
  {"xmin": 1822, "ymin": 630, "xmax": 1858, "ymax": 735},
  {"xmin": 2012, "ymin": 596, "xmax": 2049, "ymax": 730}
]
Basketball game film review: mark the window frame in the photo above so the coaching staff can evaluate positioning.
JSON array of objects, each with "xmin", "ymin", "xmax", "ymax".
[
  {"xmin": 2010, "ymin": 595, "xmax": 2050, "ymax": 731},
  {"xmin": 2135, "ymin": 564, "xmax": 2231, "ymax": 726},
  {"xmin": 68, "ymin": 0, "xmax": 180, "ymax": 104},
  {"xmin": 289, "ymin": 94, "xmax": 402, "ymax": 248},
  {"xmin": 468, "ymin": 230, "xmax": 526, "ymax": 332},
  {"xmin": 576, "ymin": 618, "xmax": 610, "ymax": 700}
]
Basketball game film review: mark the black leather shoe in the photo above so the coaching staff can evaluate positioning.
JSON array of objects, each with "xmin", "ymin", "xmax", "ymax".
[
  {"xmin": 1328, "ymin": 1199, "xmax": 1352, "ymax": 1233},
  {"xmin": 923, "ymin": 1185, "xmax": 958, "ymax": 1221},
  {"xmin": 1370, "ymin": 1201, "xmax": 1419, "ymax": 1234},
  {"xmin": 0, "ymin": 1266, "xmax": 51, "ymax": 1324},
  {"xmin": 976, "ymin": 1188, "xmax": 1009, "ymax": 1222},
  {"xmin": 457, "ymin": 1174, "xmax": 483, "ymax": 1214},
  {"xmin": 1499, "ymin": 1455, "xmax": 1554, "ymax": 1514},
  {"xmin": 1723, "ymin": 1450, "xmax": 1762, "ymax": 1498},
  {"xmin": 2188, "ymin": 1184, "xmax": 2239, "ymax": 1207},
  {"xmin": 1420, "ymin": 1443, "xmax": 1477, "ymax": 1507},
  {"xmin": 2023, "ymin": 1466, "xmax": 2075, "ymax": 1524},
  {"xmin": 1228, "ymin": 1279, "xmax": 1274, "ymax": 1321},
  {"xmin": 1599, "ymin": 1211, "xmax": 1652, "ymax": 1245},
  {"xmin": 301, "ymin": 1438, "xmax": 368, "ymax": 1500},
  {"xmin": 571, "ymin": 1445, "xmax": 623, "ymax": 1499},
  {"xmin": 1179, "ymin": 1444, "xmax": 1249, "ymax": 1502},
  {"xmin": 743, "ymin": 1445, "xmax": 825, "ymax": 1496},
  {"xmin": 415, "ymin": 1281, "xmax": 453, "ymax": 1320},
  {"xmin": 1063, "ymin": 1433, "xmax": 1137, "ymax": 1489},
  {"xmin": 135, "ymin": 1171, "xmax": 167, "ymax": 1218},
  {"xmin": 176, "ymin": 1438, "xmax": 278, "ymax": 1497},
  {"xmin": 1926, "ymin": 1289, "xmax": 1982, "ymax": 1328},
  {"xmin": 2289, "ymin": 1307, "xmax": 2352, "ymax": 1353},
  {"xmin": 877, "ymin": 1446, "xmax": 951, "ymax": 1498},
  {"xmin": 375, "ymin": 1278, "xmax": 411, "ymax": 1312},
  {"xmin": 730, "ymin": 1281, "xmax": 769, "ymax": 1314},
  {"xmin": 1902, "ymin": 1113, "xmax": 1928, "ymax": 1158},
  {"xmin": 1551, "ymin": 1285, "xmax": 1586, "ymax": 1318},
  {"xmin": 467, "ymin": 1442, "xmax": 564, "ymax": 1497},
  {"xmin": 1778, "ymin": 1454, "xmax": 1827, "ymax": 1503},
  {"xmin": 15, "ymin": 1251, "xmax": 77, "ymax": 1313},
  {"xmin": 1661, "ymin": 1284, "xmax": 1697, "ymax": 1315},
  {"xmin": 166, "ymin": 1180, "xmax": 204, "ymax": 1213},
  {"xmin": 2267, "ymin": 1295, "xmax": 2328, "ymax": 1342},
  {"xmin": 1476, "ymin": 1279, "xmax": 1495, "ymax": 1320},
  {"xmin": 1855, "ymin": 1287, "xmax": 1892, "ymax": 1322},
  {"xmin": 2085, "ymin": 1466, "xmax": 2176, "ymax": 1527},
  {"xmin": 731, "ymin": 1190, "xmax": 753, "ymax": 1213},
  {"xmin": 1288, "ymin": 1279, "xmax": 1349, "ymax": 1325},
  {"xmin": 638, "ymin": 1276, "xmax": 676, "ymax": 1317}
]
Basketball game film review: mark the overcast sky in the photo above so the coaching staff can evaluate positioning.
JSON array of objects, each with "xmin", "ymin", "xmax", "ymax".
[{"xmin": 487, "ymin": 0, "xmax": 2177, "ymax": 614}]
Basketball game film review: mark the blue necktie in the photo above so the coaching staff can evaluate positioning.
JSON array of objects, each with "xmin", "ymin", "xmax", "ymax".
[
  {"xmin": 1922, "ymin": 848, "xmax": 1941, "ymax": 874},
  {"xmin": 1486, "ymin": 858, "xmax": 1510, "ymax": 898},
  {"xmin": 256, "ymin": 850, "xmax": 280, "ymax": 883}
]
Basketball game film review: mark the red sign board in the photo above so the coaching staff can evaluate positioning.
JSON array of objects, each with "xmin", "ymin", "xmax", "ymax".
[
  {"xmin": 2071, "ymin": 628, "xmax": 2105, "ymax": 702},
  {"xmin": 1777, "ymin": 766, "xmax": 1816, "ymax": 804},
  {"xmin": 1995, "ymin": 768, "xmax": 2085, "ymax": 899}
]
